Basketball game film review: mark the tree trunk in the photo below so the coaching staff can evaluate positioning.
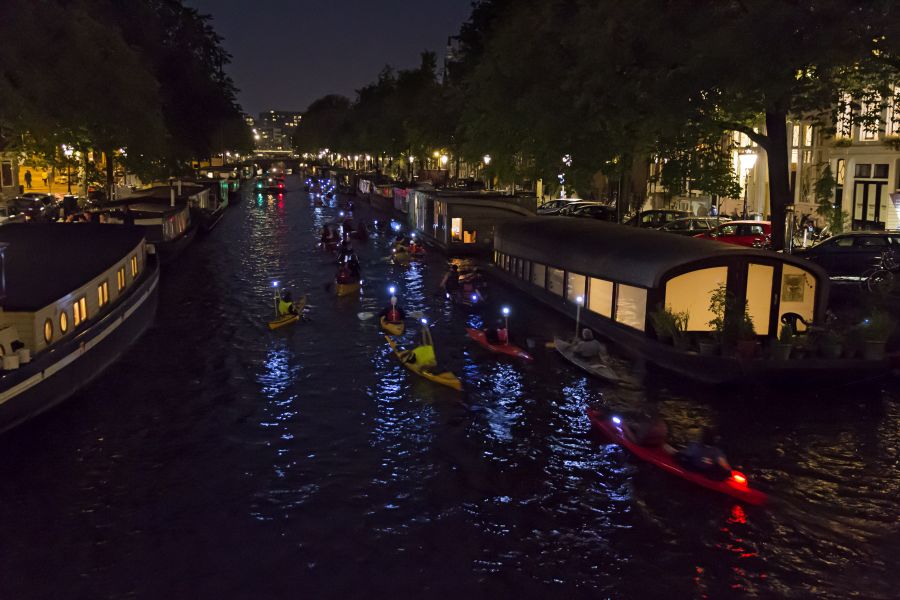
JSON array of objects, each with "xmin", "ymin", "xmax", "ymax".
[
  {"xmin": 765, "ymin": 111, "xmax": 790, "ymax": 251},
  {"xmin": 105, "ymin": 149, "xmax": 114, "ymax": 204}
]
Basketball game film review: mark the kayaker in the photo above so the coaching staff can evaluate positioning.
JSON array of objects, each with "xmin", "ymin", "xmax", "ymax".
[
  {"xmin": 441, "ymin": 264, "xmax": 460, "ymax": 295},
  {"xmin": 379, "ymin": 296, "xmax": 406, "ymax": 323},
  {"xmin": 278, "ymin": 290, "xmax": 299, "ymax": 316},
  {"xmin": 623, "ymin": 417, "xmax": 669, "ymax": 448},
  {"xmin": 573, "ymin": 328, "xmax": 605, "ymax": 359},
  {"xmin": 485, "ymin": 317, "xmax": 508, "ymax": 345},
  {"xmin": 678, "ymin": 428, "xmax": 732, "ymax": 481},
  {"xmin": 404, "ymin": 324, "xmax": 437, "ymax": 368}
]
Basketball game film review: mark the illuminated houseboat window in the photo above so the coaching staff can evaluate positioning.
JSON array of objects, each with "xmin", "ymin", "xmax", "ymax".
[
  {"xmin": 59, "ymin": 311, "xmax": 68, "ymax": 334},
  {"xmin": 130, "ymin": 255, "xmax": 139, "ymax": 278},
  {"xmin": 547, "ymin": 267, "xmax": 565, "ymax": 297},
  {"xmin": 43, "ymin": 318, "xmax": 53, "ymax": 344},
  {"xmin": 98, "ymin": 281, "xmax": 109, "ymax": 308},
  {"xmin": 451, "ymin": 218, "xmax": 463, "ymax": 241},
  {"xmin": 746, "ymin": 264, "xmax": 775, "ymax": 335},
  {"xmin": 531, "ymin": 263, "xmax": 547, "ymax": 288},
  {"xmin": 588, "ymin": 277, "xmax": 614, "ymax": 318},
  {"xmin": 778, "ymin": 264, "xmax": 816, "ymax": 331},
  {"xmin": 117, "ymin": 267, "xmax": 126, "ymax": 292},
  {"xmin": 73, "ymin": 297, "xmax": 87, "ymax": 327},
  {"xmin": 566, "ymin": 273, "xmax": 586, "ymax": 302},
  {"xmin": 616, "ymin": 284, "xmax": 647, "ymax": 331},
  {"xmin": 664, "ymin": 267, "xmax": 727, "ymax": 331}
]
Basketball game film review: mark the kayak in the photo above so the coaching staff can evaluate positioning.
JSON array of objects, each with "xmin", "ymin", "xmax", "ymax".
[
  {"xmin": 586, "ymin": 407, "xmax": 767, "ymax": 506},
  {"xmin": 448, "ymin": 290, "xmax": 482, "ymax": 310},
  {"xmin": 554, "ymin": 337, "xmax": 628, "ymax": 384},
  {"xmin": 385, "ymin": 335, "xmax": 462, "ymax": 391},
  {"xmin": 381, "ymin": 316, "xmax": 405, "ymax": 336},
  {"xmin": 465, "ymin": 328, "xmax": 533, "ymax": 362},
  {"xmin": 335, "ymin": 281, "xmax": 361, "ymax": 296},
  {"xmin": 267, "ymin": 295, "xmax": 307, "ymax": 330}
]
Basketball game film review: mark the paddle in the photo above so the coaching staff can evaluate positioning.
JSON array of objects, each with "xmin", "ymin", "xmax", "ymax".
[{"xmin": 358, "ymin": 312, "xmax": 375, "ymax": 320}]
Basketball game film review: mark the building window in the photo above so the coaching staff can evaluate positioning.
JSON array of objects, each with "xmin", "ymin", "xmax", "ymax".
[
  {"xmin": 98, "ymin": 281, "xmax": 109, "ymax": 307},
  {"xmin": 531, "ymin": 263, "xmax": 547, "ymax": 288},
  {"xmin": 566, "ymin": 272, "xmax": 587, "ymax": 302},
  {"xmin": 873, "ymin": 164, "xmax": 889, "ymax": 179},
  {"xmin": 520, "ymin": 260, "xmax": 530, "ymax": 281},
  {"xmin": 73, "ymin": 297, "xmax": 87, "ymax": 327},
  {"xmin": 615, "ymin": 284, "xmax": 647, "ymax": 331},
  {"xmin": 451, "ymin": 218, "xmax": 463, "ymax": 241},
  {"xmin": 855, "ymin": 164, "xmax": 872, "ymax": 178},
  {"xmin": 547, "ymin": 267, "xmax": 565, "ymax": 297},
  {"xmin": 0, "ymin": 162, "xmax": 12, "ymax": 187},
  {"xmin": 588, "ymin": 277, "xmax": 614, "ymax": 318},
  {"xmin": 836, "ymin": 93, "xmax": 853, "ymax": 139},
  {"xmin": 43, "ymin": 318, "xmax": 53, "ymax": 344},
  {"xmin": 130, "ymin": 255, "xmax": 139, "ymax": 278},
  {"xmin": 59, "ymin": 311, "xmax": 68, "ymax": 334},
  {"xmin": 117, "ymin": 267, "xmax": 126, "ymax": 292}
]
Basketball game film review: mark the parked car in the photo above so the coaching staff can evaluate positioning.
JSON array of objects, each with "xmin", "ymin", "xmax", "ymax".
[
  {"xmin": 569, "ymin": 203, "xmax": 617, "ymax": 222},
  {"xmin": 558, "ymin": 201, "xmax": 603, "ymax": 216},
  {"xmin": 693, "ymin": 220, "xmax": 772, "ymax": 248},
  {"xmin": 9, "ymin": 197, "xmax": 56, "ymax": 222},
  {"xmin": 626, "ymin": 209, "xmax": 689, "ymax": 228},
  {"xmin": 793, "ymin": 231, "xmax": 900, "ymax": 279},
  {"xmin": 0, "ymin": 204, "xmax": 26, "ymax": 225},
  {"xmin": 537, "ymin": 198, "xmax": 582, "ymax": 215},
  {"xmin": 20, "ymin": 192, "xmax": 61, "ymax": 220},
  {"xmin": 659, "ymin": 216, "xmax": 732, "ymax": 236}
]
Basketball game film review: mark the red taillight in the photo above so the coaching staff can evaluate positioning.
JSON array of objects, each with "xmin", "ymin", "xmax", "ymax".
[{"xmin": 731, "ymin": 471, "xmax": 748, "ymax": 487}]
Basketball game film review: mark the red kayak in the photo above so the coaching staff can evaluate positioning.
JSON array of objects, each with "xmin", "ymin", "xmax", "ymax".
[
  {"xmin": 586, "ymin": 408, "xmax": 767, "ymax": 506},
  {"xmin": 466, "ymin": 328, "xmax": 534, "ymax": 362}
]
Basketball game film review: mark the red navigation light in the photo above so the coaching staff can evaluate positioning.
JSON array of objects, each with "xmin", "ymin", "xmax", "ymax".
[{"xmin": 730, "ymin": 471, "xmax": 748, "ymax": 487}]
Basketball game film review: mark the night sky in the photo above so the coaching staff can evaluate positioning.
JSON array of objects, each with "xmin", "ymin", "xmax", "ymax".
[{"xmin": 186, "ymin": 0, "xmax": 474, "ymax": 116}]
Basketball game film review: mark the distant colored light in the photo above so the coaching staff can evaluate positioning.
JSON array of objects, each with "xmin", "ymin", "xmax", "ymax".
[{"xmin": 471, "ymin": 294, "xmax": 478, "ymax": 302}]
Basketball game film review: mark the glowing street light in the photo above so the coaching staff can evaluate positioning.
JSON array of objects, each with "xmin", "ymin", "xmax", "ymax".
[
  {"xmin": 440, "ymin": 154, "xmax": 449, "ymax": 166},
  {"xmin": 483, "ymin": 154, "xmax": 492, "ymax": 166}
]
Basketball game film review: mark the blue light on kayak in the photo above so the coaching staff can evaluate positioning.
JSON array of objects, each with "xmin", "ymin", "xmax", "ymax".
[{"xmin": 612, "ymin": 416, "xmax": 621, "ymax": 425}]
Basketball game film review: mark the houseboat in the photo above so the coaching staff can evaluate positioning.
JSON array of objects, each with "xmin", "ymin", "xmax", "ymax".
[
  {"xmin": 408, "ymin": 190, "xmax": 535, "ymax": 256},
  {"xmin": 491, "ymin": 217, "xmax": 887, "ymax": 384},
  {"xmin": 0, "ymin": 223, "xmax": 159, "ymax": 432},
  {"xmin": 183, "ymin": 179, "xmax": 229, "ymax": 232}
]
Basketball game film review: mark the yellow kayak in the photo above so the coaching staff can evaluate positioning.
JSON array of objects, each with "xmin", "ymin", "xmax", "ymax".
[
  {"xmin": 267, "ymin": 296, "xmax": 306, "ymax": 330},
  {"xmin": 380, "ymin": 316, "xmax": 405, "ymax": 336},
  {"xmin": 335, "ymin": 281, "xmax": 361, "ymax": 296},
  {"xmin": 385, "ymin": 335, "xmax": 462, "ymax": 391}
]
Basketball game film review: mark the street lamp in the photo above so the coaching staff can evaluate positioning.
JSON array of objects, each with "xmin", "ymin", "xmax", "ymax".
[
  {"xmin": 62, "ymin": 144, "xmax": 74, "ymax": 193},
  {"xmin": 440, "ymin": 154, "xmax": 449, "ymax": 167},
  {"xmin": 738, "ymin": 150, "xmax": 758, "ymax": 219},
  {"xmin": 483, "ymin": 154, "xmax": 491, "ymax": 166}
]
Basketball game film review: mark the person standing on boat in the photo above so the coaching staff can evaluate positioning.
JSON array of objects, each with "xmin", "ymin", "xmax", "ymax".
[{"xmin": 573, "ymin": 328, "xmax": 604, "ymax": 359}]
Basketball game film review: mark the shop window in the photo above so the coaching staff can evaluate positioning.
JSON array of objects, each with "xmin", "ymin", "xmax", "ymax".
[
  {"xmin": 615, "ymin": 284, "xmax": 647, "ymax": 331},
  {"xmin": 59, "ymin": 310, "xmax": 68, "ymax": 334},
  {"xmin": 746, "ymin": 264, "xmax": 774, "ymax": 336},
  {"xmin": 778, "ymin": 265, "xmax": 816, "ymax": 331},
  {"xmin": 451, "ymin": 218, "xmax": 463, "ymax": 241},
  {"xmin": 43, "ymin": 318, "xmax": 53, "ymax": 344},
  {"xmin": 130, "ymin": 255, "xmax": 139, "ymax": 278},
  {"xmin": 98, "ymin": 281, "xmax": 109, "ymax": 307},
  {"xmin": 664, "ymin": 267, "xmax": 728, "ymax": 331},
  {"xmin": 73, "ymin": 297, "xmax": 87, "ymax": 327},
  {"xmin": 588, "ymin": 277, "xmax": 614, "ymax": 318},
  {"xmin": 567, "ymin": 272, "xmax": 587, "ymax": 303},
  {"xmin": 547, "ymin": 267, "xmax": 565, "ymax": 297},
  {"xmin": 531, "ymin": 263, "xmax": 547, "ymax": 288},
  {"xmin": 117, "ymin": 267, "xmax": 126, "ymax": 292}
]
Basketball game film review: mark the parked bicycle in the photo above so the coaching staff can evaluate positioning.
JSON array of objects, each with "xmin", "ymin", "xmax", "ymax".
[{"xmin": 861, "ymin": 250, "xmax": 899, "ymax": 294}]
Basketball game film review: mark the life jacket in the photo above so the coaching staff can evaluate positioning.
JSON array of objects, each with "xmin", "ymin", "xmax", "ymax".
[
  {"xmin": 385, "ymin": 307, "xmax": 403, "ymax": 323},
  {"xmin": 278, "ymin": 299, "xmax": 294, "ymax": 316},
  {"xmin": 411, "ymin": 345, "xmax": 437, "ymax": 368},
  {"xmin": 496, "ymin": 328, "xmax": 509, "ymax": 343}
]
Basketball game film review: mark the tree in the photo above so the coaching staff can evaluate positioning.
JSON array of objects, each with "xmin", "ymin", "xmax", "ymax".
[{"xmin": 293, "ymin": 95, "xmax": 353, "ymax": 154}]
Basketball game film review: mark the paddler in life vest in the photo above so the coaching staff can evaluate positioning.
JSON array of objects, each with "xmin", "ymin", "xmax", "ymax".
[
  {"xmin": 379, "ymin": 295, "xmax": 406, "ymax": 324},
  {"xmin": 485, "ymin": 317, "xmax": 508, "ymax": 345},
  {"xmin": 678, "ymin": 428, "xmax": 732, "ymax": 481},
  {"xmin": 403, "ymin": 320, "xmax": 437, "ymax": 368},
  {"xmin": 277, "ymin": 290, "xmax": 299, "ymax": 316}
]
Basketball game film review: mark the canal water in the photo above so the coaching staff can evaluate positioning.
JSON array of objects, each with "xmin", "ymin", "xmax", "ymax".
[{"xmin": 1, "ymin": 177, "xmax": 898, "ymax": 599}]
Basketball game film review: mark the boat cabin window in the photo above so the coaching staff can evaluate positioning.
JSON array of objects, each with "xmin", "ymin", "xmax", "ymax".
[
  {"xmin": 117, "ymin": 267, "xmax": 126, "ymax": 292},
  {"xmin": 493, "ymin": 250, "xmax": 500, "ymax": 264},
  {"xmin": 73, "ymin": 297, "xmax": 87, "ymax": 327},
  {"xmin": 664, "ymin": 267, "xmax": 728, "ymax": 331},
  {"xmin": 43, "ymin": 318, "xmax": 53, "ymax": 344},
  {"xmin": 130, "ymin": 255, "xmax": 139, "ymax": 278},
  {"xmin": 547, "ymin": 267, "xmax": 565, "ymax": 297},
  {"xmin": 567, "ymin": 273, "xmax": 586, "ymax": 302},
  {"xmin": 615, "ymin": 284, "xmax": 647, "ymax": 331},
  {"xmin": 451, "ymin": 218, "xmax": 463, "ymax": 241},
  {"xmin": 98, "ymin": 281, "xmax": 109, "ymax": 308},
  {"xmin": 588, "ymin": 277, "xmax": 614, "ymax": 318},
  {"xmin": 531, "ymin": 263, "xmax": 547, "ymax": 288},
  {"xmin": 746, "ymin": 264, "xmax": 775, "ymax": 335},
  {"xmin": 778, "ymin": 264, "xmax": 816, "ymax": 331},
  {"xmin": 59, "ymin": 310, "xmax": 68, "ymax": 334}
]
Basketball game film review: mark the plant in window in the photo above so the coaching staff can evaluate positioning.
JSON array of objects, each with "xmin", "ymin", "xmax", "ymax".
[
  {"xmin": 708, "ymin": 283, "xmax": 755, "ymax": 356},
  {"xmin": 650, "ymin": 304, "xmax": 690, "ymax": 349}
]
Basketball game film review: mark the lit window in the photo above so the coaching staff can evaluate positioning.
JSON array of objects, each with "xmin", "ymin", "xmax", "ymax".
[
  {"xmin": 59, "ymin": 311, "xmax": 68, "ymax": 334},
  {"xmin": 615, "ymin": 284, "xmax": 647, "ymax": 331},
  {"xmin": 493, "ymin": 250, "xmax": 500, "ymax": 264},
  {"xmin": 98, "ymin": 281, "xmax": 109, "ymax": 307},
  {"xmin": 588, "ymin": 278, "xmax": 614, "ymax": 318},
  {"xmin": 547, "ymin": 267, "xmax": 565, "ymax": 297},
  {"xmin": 43, "ymin": 318, "xmax": 53, "ymax": 344},
  {"xmin": 531, "ymin": 263, "xmax": 546, "ymax": 288},
  {"xmin": 130, "ymin": 255, "xmax": 139, "ymax": 278},
  {"xmin": 117, "ymin": 267, "xmax": 126, "ymax": 292},
  {"xmin": 73, "ymin": 297, "xmax": 87, "ymax": 327},
  {"xmin": 567, "ymin": 273, "xmax": 587, "ymax": 302},
  {"xmin": 664, "ymin": 267, "xmax": 728, "ymax": 331}
]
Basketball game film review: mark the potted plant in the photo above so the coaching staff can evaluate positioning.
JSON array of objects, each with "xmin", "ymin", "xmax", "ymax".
[
  {"xmin": 650, "ymin": 305, "xmax": 690, "ymax": 350},
  {"xmin": 860, "ymin": 310, "xmax": 896, "ymax": 360},
  {"xmin": 772, "ymin": 324, "xmax": 793, "ymax": 360},
  {"xmin": 707, "ymin": 283, "xmax": 755, "ymax": 359},
  {"xmin": 815, "ymin": 328, "xmax": 843, "ymax": 359},
  {"xmin": 735, "ymin": 312, "xmax": 757, "ymax": 359}
]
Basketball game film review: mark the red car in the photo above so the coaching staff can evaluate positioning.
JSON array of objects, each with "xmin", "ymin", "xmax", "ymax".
[{"xmin": 694, "ymin": 220, "xmax": 771, "ymax": 248}]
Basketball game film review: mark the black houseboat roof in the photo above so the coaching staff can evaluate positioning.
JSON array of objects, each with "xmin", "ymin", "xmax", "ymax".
[
  {"xmin": 0, "ymin": 224, "xmax": 145, "ymax": 311},
  {"xmin": 495, "ymin": 217, "xmax": 823, "ymax": 289}
]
